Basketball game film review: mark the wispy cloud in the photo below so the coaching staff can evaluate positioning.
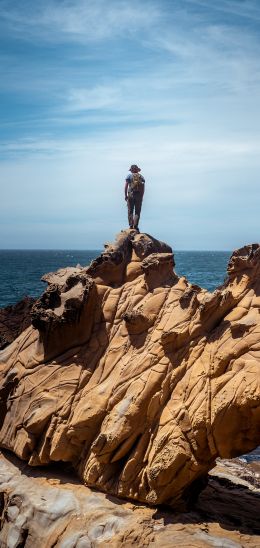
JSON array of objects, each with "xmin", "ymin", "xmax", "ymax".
[
  {"xmin": 66, "ymin": 86, "xmax": 121, "ymax": 111},
  {"xmin": 0, "ymin": 0, "xmax": 161, "ymax": 43},
  {"xmin": 2, "ymin": 130, "xmax": 260, "ymax": 169},
  {"xmin": 1, "ymin": 127, "xmax": 259, "ymax": 249},
  {"xmin": 0, "ymin": 0, "xmax": 259, "ymax": 248},
  {"xmin": 186, "ymin": 0, "xmax": 260, "ymax": 21}
]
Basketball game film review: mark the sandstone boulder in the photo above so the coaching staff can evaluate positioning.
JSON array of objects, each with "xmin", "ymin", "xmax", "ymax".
[
  {"xmin": 0, "ymin": 230, "xmax": 259, "ymax": 508},
  {"xmin": 0, "ymin": 451, "xmax": 259, "ymax": 547}
]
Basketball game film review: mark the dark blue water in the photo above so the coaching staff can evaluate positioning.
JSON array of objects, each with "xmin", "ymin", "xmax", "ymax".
[
  {"xmin": 240, "ymin": 447, "xmax": 260, "ymax": 464},
  {"xmin": 0, "ymin": 250, "xmax": 231, "ymax": 308},
  {"xmin": 174, "ymin": 251, "xmax": 230, "ymax": 292},
  {"xmin": 0, "ymin": 250, "xmax": 99, "ymax": 308}
]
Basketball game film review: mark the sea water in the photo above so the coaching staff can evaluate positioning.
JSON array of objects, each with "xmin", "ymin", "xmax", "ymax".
[
  {"xmin": 0, "ymin": 249, "xmax": 231, "ymax": 308},
  {"xmin": 0, "ymin": 250, "xmax": 99, "ymax": 308}
]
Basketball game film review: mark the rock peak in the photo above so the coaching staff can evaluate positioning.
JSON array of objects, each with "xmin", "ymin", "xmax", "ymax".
[{"xmin": 0, "ymin": 232, "xmax": 259, "ymax": 508}]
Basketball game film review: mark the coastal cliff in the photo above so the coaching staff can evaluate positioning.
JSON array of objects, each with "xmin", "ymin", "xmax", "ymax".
[{"xmin": 0, "ymin": 230, "xmax": 259, "ymax": 512}]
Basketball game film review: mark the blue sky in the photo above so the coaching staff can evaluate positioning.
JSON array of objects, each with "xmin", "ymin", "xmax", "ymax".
[{"xmin": 0, "ymin": 0, "xmax": 259, "ymax": 249}]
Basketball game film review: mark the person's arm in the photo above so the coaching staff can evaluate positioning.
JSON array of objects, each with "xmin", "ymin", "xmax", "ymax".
[
  {"xmin": 141, "ymin": 176, "xmax": 145, "ymax": 197},
  {"xmin": 125, "ymin": 180, "xmax": 129, "ymax": 201}
]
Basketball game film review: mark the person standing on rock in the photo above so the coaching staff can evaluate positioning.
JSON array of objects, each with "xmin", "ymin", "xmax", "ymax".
[{"xmin": 125, "ymin": 164, "xmax": 145, "ymax": 230}]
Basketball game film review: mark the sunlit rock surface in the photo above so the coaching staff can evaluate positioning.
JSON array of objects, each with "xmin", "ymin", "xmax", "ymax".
[
  {"xmin": 0, "ymin": 230, "xmax": 259, "ymax": 509},
  {"xmin": 0, "ymin": 451, "xmax": 259, "ymax": 547}
]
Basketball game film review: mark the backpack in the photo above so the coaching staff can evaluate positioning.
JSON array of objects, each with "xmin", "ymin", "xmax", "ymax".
[{"xmin": 131, "ymin": 173, "xmax": 143, "ymax": 192}]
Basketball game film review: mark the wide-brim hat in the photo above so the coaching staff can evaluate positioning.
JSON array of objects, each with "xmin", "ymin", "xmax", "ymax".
[{"xmin": 130, "ymin": 164, "xmax": 141, "ymax": 172}]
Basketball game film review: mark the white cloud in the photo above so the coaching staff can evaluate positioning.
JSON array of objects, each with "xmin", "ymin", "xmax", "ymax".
[
  {"xmin": 0, "ymin": 127, "xmax": 259, "ymax": 249},
  {"xmin": 186, "ymin": 0, "xmax": 260, "ymax": 21},
  {"xmin": 0, "ymin": 0, "xmax": 260, "ymax": 249},
  {"xmin": 67, "ymin": 86, "xmax": 121, "ymax": 111},
  {"xmin": 2, "ymin": 130, "xmax": 260, "ymax": 163},
  {"xmin": 0, "ymin": 0, "xmax": 161, "ymax": 43}
]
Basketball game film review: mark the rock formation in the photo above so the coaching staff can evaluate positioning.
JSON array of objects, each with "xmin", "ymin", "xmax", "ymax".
[
  {"xmin": 0, "ymin": 451, "xmax": 259, "ymax": 547},
  {"xmin": 0, "ymin": 230, "xmax": 259, "ymax": 509},
  {"xmin": 0, "ymin": 297, "xmax": 34, "ymax": 351}
]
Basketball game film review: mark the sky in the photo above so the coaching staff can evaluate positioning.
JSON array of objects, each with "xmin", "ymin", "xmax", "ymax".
[{"xmin": 0, "ymin": 0, "xmax": 259, "ymax": 250}]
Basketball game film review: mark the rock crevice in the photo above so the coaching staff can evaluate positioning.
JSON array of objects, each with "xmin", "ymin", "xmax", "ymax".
[{"xmin": 0, "ymin": 230, "xmax": 259, "ymax": 508}]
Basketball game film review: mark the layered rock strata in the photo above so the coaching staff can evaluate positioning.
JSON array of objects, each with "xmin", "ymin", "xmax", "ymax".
[
  {"xmin": 0, "ymin": 230, "xmax": 259, "ymax": 508},
  {"xmin": 0, "ymin": 451, "xmax": 259, "ymax": 547}
]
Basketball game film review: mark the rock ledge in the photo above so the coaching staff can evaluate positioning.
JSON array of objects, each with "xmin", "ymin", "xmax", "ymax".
[{"xmin": 0, "ymin": 231, "xmax": 259, "ymax": 509}]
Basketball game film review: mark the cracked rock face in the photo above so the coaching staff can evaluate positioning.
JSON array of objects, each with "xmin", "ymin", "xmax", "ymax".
[
  {"xmin": 0, "ymin": 230, "xmax": 259, "ymax": 508},
  {"xmin": 0, "ymin": 451, "xmax": 259, "ymax": 547}
]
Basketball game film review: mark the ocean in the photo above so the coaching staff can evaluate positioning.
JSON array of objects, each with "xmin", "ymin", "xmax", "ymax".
[{"xmin": 0, "ymin": 249, "xmax": 231, "ymax": 308}]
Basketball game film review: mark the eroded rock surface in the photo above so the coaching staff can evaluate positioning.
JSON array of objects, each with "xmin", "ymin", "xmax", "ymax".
[
  {"xmin": 0, "ymin": 297, "xmax": 34, "ymax": 351},
  {"xmin": 0, "ymin": 230, "xmax": 259, "ymax": 509},
  {"xmin": 0, "ymin": 451, "xmax": 259, "ymax": 547}
]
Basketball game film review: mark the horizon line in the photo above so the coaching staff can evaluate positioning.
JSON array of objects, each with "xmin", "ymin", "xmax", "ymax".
[{"xmin": 0, "ymin": 248, "xmax": 233, "ymax": 252}]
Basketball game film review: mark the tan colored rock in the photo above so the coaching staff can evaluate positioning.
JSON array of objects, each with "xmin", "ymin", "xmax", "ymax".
[
  {"xmin": 0, "ymin": 451, "xmax": 259, "ymax": 547},
  {"xmin": 0, "ymin": 230, "xmax": 259, "ymax": 509}
]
